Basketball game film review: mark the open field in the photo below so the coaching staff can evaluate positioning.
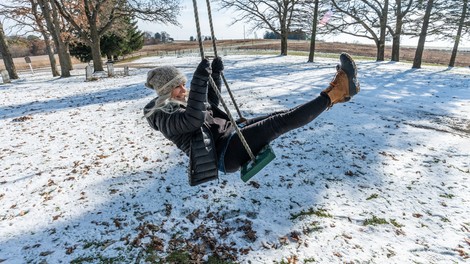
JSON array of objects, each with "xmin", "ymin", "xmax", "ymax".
[
  {"xmin": 133, "ymin": 39, "xmax": 470, "ymax": 67},
  {"xmin": 254, "ymin": 40, "xmax": 470, "ymax": 67},
  {"xmin": 2, "ymin": 39, "xmax": 469, "ymax": 73},
  {"xmin": 0, "ymin": 54, "xmax": 81, "ymax": 72}
]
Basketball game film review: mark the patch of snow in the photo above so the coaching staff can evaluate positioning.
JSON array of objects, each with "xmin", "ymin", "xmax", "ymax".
[{"xmin": 1, "ymin": 55, "xmax": 469, "ymax": 263}]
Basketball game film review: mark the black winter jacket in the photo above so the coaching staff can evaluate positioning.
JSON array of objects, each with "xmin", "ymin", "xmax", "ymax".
[{"xmin": 144, "ymin": 73, "xmax": 230, "ymax": 186}]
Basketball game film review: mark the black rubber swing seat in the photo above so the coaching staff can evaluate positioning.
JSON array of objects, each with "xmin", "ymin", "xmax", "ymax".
[{"xmin": 241, "ymin": 145, "xmax": 276, "ymax": 182}]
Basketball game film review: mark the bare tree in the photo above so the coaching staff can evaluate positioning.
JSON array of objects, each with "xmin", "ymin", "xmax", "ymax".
[
  {"xmin": 0, "ymin": 21, "xmax": 19, "ymax": 79},
  {"xmin": 307, "ymin": 0, "xmax": 319, "ymax": 62},
  {"xmin": 2, "ymin": 0, "xmax": 75, "ymax": 76},
  {"xmin": 412, "ymin": 0, "xmax": 433, "ymax": 69},
  {"xmin": 1, "ymin": 0, "xmax": 61, "ymax": 76},
  {"xmin": 388, "ymin": 0, "xmax": 415, "ymax": 62},
  {"xmin": 446, "ymin": 0, "xmax": 468, "ymax": 67},
  {"xmin": 330, "ymin": 0, "xmax": 390, "ymax": 61},
  {"xmin": 217, "ymin": 0, "xmax": 303, "ymax": 56},
  {"xmin": 53, "ymin": 0, "xmax": 182, "ymax": 72},
  {"xmin": 37, "ymin": 0, "xmax": 71, "ymax": 77},
  {"xmin": 29, "ymin": 0, "xmax": 60, "ymax": 76}
]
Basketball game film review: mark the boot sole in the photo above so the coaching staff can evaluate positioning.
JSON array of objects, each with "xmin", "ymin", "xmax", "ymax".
[{"xmin": 339, "ymin": 53, "xmax": 360, "ymax": 102}]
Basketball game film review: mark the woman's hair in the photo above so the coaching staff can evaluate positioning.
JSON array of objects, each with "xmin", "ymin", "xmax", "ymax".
[{"xmin": 144, "ymin": 98, "xmax": 186, "ymax": 118}]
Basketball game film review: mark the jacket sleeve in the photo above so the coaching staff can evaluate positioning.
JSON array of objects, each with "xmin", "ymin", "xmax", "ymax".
[{"xmin": 155, "ymin": 73, "xmax": 209, "ymax": 136}]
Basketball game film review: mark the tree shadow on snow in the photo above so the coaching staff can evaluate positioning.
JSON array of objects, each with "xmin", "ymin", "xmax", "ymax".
[{"xmin": 0, "ymin": 83, "xmax": 153, "ymax": 120}]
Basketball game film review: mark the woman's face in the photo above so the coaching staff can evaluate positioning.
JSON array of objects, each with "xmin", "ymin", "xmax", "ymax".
[{"xmin": 171, "ymin": 83, "xmax": 187, "ymax": 102}]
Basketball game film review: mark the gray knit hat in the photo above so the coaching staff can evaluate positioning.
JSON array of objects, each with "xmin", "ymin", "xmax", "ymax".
[{"xmin": 145, "ymin": 66, "xmax": 187, "ymax": 97}]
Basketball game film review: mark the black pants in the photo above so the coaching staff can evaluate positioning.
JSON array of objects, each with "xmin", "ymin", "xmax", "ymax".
[{"xmin": 223, "ymin": 94, "xmax": 330, "ymax": 172}]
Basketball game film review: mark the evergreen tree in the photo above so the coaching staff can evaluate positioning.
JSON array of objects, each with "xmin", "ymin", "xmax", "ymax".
[
  {"xmin": 123, "ymin": 19, "xmax": 144, "ymax": 55},
  {"xmin": 69, "ymin": 42, "xmax": 92, "ymax": 63},
  {"xmin": 69, "ymin": 17, "xmax": 144, "ymax": 63},
  {"xmin": 155, "ymin": 32, "xmax": 162, "ymax": 42},
  {"xmin": 263, "ymin": 31, "xmax": 279, "ymax": 39},
  {"xmin": 101, "ymin": 33, "xmax": 126, "ymax": 61}
]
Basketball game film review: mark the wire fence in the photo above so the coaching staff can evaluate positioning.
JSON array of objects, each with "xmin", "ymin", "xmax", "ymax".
[{"xmin": 120, "ymin": 47, "xmax": 285, "ymax": 61}]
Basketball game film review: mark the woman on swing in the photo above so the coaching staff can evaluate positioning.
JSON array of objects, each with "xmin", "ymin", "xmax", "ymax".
[{"xmin": 143, "ymin": 53, "xmax": 360, "ymax": 186}]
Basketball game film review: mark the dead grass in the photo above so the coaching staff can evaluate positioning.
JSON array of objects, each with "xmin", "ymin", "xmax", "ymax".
[
  {"xmin": 246, "ymin": 40, "xmax": 470, "ymax": 67},
  {"xmin": 109, "ymin": 39, "xmax": 470, "ymax": 67},
  {"xmin": 0, "ymin": 54, "xmax": 81, "ymax": 72},
  {"xmin": 2, "ymin": 39, "xmax": 469, "ymax": 72},
  {"xmin": 127, "ymin": 39, "xmax": 470, "ymax": 67}
]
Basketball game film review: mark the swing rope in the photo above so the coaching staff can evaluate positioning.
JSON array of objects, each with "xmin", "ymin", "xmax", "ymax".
[
  {"xmin": 205, "ymin": 0, "xmax": 218, "ymax": 56},
  {"xmin": 191, "ymin": 0, "xmax": 256, "ymax": 162},
  {"xmin": 204, "ymin": 0, "xmax": 245, "ymax": 121}
]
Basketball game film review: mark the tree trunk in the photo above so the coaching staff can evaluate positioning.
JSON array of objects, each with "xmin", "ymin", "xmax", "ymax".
[
  {"xmin": 308, "ymin": 0, "xmax": 320, "ymax": 63},
  {"xmin": 31, "ymin": 0, "xmax": 59, "ymax": 76},
  {"xmin": 0, "ymin": 22, "xmax": 19, "ymax": 80},
  {"xmin": 391, "ymin": 33, "xmax": 401, "ymax": 61},
  {"xmin": 377, "ymin": 41, "xmax": 386, "ymax": 61},
  {"xmin": 39, "ymin": 0, "xmax": 70, "ymax": 77},
  {"xmin": 64, "ymin": 42, "xmax": 73, "ymax": 70},
  {"xmin": 50, "ymin": 0, "xmax": 71, "ymax": 76},
  {"xmin": 413, "ymin": 0, "xmax": 434, "ymax": 69},
  {"xmin": 89, "ymin": 28, "xmax": 104, "ymax": 71},
  {"xmin": 377, "ymin": 0, "xmax": 389, "ymax": 61},
  {"xmin": 391, "ymin": 0, "xmax": 403, "ymax": 62},
  {"xmin": 449, "ymin": 0, "xmax": 467, "ymax": 67},
  {"xmin": 41, "ymin": 31, "xmax": 60, "ymax": 77},
  {"xmin": 280, "ymin": 28, "xmax": 288, "ymax": 56}
]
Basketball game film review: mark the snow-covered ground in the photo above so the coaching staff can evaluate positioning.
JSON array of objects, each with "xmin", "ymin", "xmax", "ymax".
[{"xmin": 1, "ymin": 54, "xmax": 469, "ymax": 263}]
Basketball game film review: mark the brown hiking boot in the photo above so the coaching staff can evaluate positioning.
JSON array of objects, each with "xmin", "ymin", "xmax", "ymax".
[{"xmin": 322, "ymin": 53, "xmax": 360, "ymax": 108}]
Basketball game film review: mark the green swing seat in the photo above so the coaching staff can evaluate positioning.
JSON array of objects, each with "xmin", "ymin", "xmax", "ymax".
[{"xmin": 240, "ymin": 145, "xmax": 276, "ymax": 182}]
